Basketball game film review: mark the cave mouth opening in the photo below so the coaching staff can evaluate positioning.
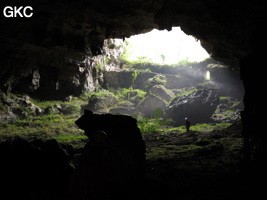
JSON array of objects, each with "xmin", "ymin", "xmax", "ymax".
[
  {"xmin": 122, "ymin": 27, "xmax": 210, "ymax": 65},
  {"xmin": 101, "ymin": 26, "xmax": 245, "ymax": 133}
]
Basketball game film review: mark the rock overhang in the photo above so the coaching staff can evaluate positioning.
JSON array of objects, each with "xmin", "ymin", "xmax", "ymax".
[{"xmin": 1, "ymin": 0, "xmax": 264, "ymax": 68}]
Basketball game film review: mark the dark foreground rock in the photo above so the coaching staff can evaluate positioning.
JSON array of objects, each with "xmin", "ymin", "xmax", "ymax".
[
  {"xmin": 166, "ymin": 89, "xmax": 220, "ymax": 126},
  {"xmin": 74, "ymin": 110, "xmax": 146, "ymax": 200},
  {"xmin": 0, "ymin": 138, "xmax": 74, "ymax": 200}
]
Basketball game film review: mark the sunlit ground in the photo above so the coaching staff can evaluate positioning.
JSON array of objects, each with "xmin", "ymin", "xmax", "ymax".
[{"xmin": 124, "ymin": 27, "xmax": 210, "ymax": 64}]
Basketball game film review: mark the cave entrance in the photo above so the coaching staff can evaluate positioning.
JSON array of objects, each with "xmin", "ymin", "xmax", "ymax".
[
  {"xmin": 103, "ymin": 26, "xmax": 244, "ymax": 132},
  {"xmin": 122, "ymin": 27, "xmax": 210, "ymax": 65},
  {"xmin": 79, "ymin": 27, "xmax": 245, "ymax": 200}
]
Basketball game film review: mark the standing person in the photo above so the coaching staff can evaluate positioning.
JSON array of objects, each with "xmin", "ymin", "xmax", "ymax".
[{"xmin": 185, "ymin": 118, "xmax": 190, "ymax": 134}]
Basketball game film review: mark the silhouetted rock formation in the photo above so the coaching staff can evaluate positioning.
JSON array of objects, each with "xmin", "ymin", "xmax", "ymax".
[
  {"xmin": 166, "ymin": 89, "xmax": 220, "ymax": 126},
  {"xmin": 75, "ymin": 110, "xmax": 146, "ymax": 200}
]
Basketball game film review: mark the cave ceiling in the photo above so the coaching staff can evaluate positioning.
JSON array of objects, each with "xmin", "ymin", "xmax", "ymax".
[{"xmin": 0, "ymin": 0, "xmax": 265, "ymax": 68}]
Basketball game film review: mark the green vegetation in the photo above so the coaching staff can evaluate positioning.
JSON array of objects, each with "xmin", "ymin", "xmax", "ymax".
[
  {"xmin": 190, "ymin": 123, "xmax": 231, "ymax": 132},
  {"xmin": 136, "ymin": 117, "xmax": 173, "ymax": 134},
  {"xmin": 0, "ymin": 113, "xmax": 86, "ymax": 147},
  {"xmin": 0, "ymin": 94, "xmax": 89, "ymax": 147},
  {"xmin": 161, "ymin": 123, "xmax": 232, "ymax": 135},
  {"xmin": 131, "ymin": 70, "xmax": 139, "ymax": 87},
  {"xmin": 114, "ymin": 88, "xmax": 146, "ymax": 101},
  {"xmin": 122, "ymin": 59, "xmax": 196, "ymax": 70},
  {"xmin": 31, "ymin": 99, "xmax": 63, "ymax": 109},
  {"xmin": 145, "ymin": 74, "xmax": 167, "ymax": 90},
  {"xmin": 0, "ymin": 88, "xmax": 235, "ymax": 151},
  {"xmin": 135, "ymin": 107, "xmax": 172, "ymax": 134},
  {"xmin": 145, "ymin": 133, "xmax": 243, "ymax": 170},
  {"xmin": 219, "ymin": 96, "xmax": 231, "ymax": 101},
  {"xmin": 152, "ymin": 106, "xmax": 164, "ymax": 119},
  {"xmin": 81, "ymin": 89, "xmax": 113, "ymax": 99},
  {"xmin": 121, "ymin": 54, "xmax": 214, "ymax": 73}
]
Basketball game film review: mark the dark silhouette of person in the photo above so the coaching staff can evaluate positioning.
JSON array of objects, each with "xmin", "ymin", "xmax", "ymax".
[{"xmin": 185, "ymin": 118, "xmax": 191, "ymax": 134}]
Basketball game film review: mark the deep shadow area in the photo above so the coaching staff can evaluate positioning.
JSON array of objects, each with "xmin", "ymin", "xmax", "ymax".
[
  {"xmin": 144, "ymin": 122, "xmax": 244, "ymax": 200},
  {"xmin": 0, "ymin": 138, "xmax": 74, "ymax": 200},
  {"xmin": 0, "ymin": 118, "xmax": 251, "ymax": 200}
]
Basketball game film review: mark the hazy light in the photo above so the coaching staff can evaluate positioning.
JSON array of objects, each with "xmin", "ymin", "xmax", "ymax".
[
  {"xmin": 124, "ymin": 27, "xmax": 210, "ymax": 64},
  {"xmin": 205, "ymin": 71, "xmax": 211, "ymax": 80}
]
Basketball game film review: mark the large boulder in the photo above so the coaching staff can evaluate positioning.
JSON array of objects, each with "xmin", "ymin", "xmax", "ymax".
[
  {"xmin": 85, "ymin": 93, "xmax": 117, "ymax": 111},
  {"xmin": 150, "ymin": 85, "xmax": 174, "ymax": 102},
  {"xmin": 0, "ymin": 91, "xmax": 17, "ymax": 123},
  {"xmin": 145, "ymin": 74, "xmax": 167, "ymax": 91},
  {"xmin": 211, "ymin": 97, "xmax": 243, "ymax": 123},
  {"xmin": 137, "ymin": 93, "xmax": 166, "ymax": 117},
  {"xmin": 74, "ymin": 110, "xmax": 145, "ymax": 199},
  {"xmin": 0, "ymin": 92, "xmax": 42, "ymax": 123},
  {"xmin": 12, "ymin": 94, "xmax": 43, "ymax": 116},
  {"xmin": 0, "ymin": 108, "xmax": 17, "ymax": 124},
  {"xmin": 165, "ymin": 89, "xmax": 220, "ymax": 126}
]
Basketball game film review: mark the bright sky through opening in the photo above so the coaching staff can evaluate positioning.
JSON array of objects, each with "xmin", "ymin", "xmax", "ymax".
[{"xmin": 125, "ymin": 27, "xmax": 210, "ymax": 64}]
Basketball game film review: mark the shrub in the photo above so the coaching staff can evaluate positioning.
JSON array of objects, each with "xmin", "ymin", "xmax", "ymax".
[
  {"xmin": 136, "ymin": 107, "xmax": 172, "ymax": 134},
  {"xmin": 152, "ymin": 107, "xmax": 164, "ymax": 119},
  {"xmin": 115, "ymin": 88, "xmax": 146, "ymax": 101},
  {"xmin": 137, "ymin": 117, "xmax": 157, "ymax": 133}
]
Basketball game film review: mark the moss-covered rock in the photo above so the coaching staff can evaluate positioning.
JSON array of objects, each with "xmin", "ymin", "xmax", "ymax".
[
  {"xmin": 211, "ymin": 96, "xmax": 243, "ymax": 123},
  {"xmin": 86, "ymin": 93, "xmax": 117, "ymax": 111},
  {"xmin": 137, "ymin": 93, "xmax": 166, "ymax": 117},
  {"xmin": 145, "ymin": 74, "xmax": 167, "ymax": 91},
  {"xmin": 150, "ymin": 85, "xmax": 174, "ymax": 102}
]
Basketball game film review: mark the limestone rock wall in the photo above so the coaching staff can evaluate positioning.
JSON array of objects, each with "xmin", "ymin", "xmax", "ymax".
[{"xmin": 0, "ymin": 37, "xmax": 123, "ymax": 100}]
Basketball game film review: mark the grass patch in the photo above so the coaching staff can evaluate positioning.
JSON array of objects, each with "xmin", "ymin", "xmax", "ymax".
[
  {"xmin": 146, "ymin": 143, "xmax": 204, "ymax": 161},
  {"xmin": 0, "ymin": 113, "xmax": 82, "ymax": 144},
  {"xmin": 136, "ymin": 117, "xmax": 173, "ymax": 134},
  {"xmin": 31, "ymin": 99, "xmax": 62, "ymax": 109},
  {"xmin": 114, "ymin": 88, "xmax": 147, "ymax": 101},
  {"xmin": 54, "ymin": 135, "xmax": 88, "ymax": 148},
  {"xmin": 190, "ymin": 123, "xmax": 231, "ymax": 132},
  {"xmin": 162, "ymin": 123, "xmax": 232, "ymax": 135}
]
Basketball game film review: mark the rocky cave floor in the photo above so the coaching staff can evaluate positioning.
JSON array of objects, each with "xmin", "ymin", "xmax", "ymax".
[
  {"xmin": 143, "ymin": 121, "xmax": 246, "ymax": 200},
  {"xmin": 2, "ymin": 121, "xmax": 260, "ymax": 200}
]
